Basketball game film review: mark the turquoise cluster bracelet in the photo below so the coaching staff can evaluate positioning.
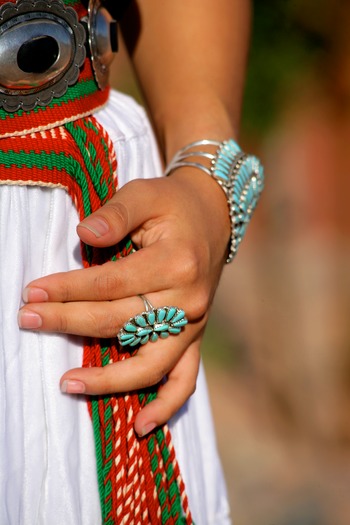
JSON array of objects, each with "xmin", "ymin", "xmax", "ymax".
[{"xmin": 165, "ymin": 139, "xmax": 264, "ymax": 263}]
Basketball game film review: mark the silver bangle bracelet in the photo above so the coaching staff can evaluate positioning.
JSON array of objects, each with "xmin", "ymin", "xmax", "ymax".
[{"xmin": 165, "ymin": 139, "xmax": 264, "ymax": 263}]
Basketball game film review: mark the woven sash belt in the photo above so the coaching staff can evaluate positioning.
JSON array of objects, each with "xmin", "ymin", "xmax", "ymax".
[{"xmin": 0, "ymin": 0, "xmax": 193, "ymax": 523}]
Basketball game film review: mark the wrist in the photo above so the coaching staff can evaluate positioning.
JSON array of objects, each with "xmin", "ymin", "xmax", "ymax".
[
  {"xmin": 169, "ymin": 165, "xmax": 231, "ymax": 259},
  {"xmin": 165, "ymin": 139, "xmax": 264, "ymax": 263}
]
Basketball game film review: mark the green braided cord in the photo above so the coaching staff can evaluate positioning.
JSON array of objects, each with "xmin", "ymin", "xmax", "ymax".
[
  {"xmin": 140, "ymin": 392, "xmax": 191, "ymax": 523},
  {"xmin": 90, "ymin": 345, "xmax": 116, "ymax": 521},
  {"xmin": 65, "ymin": 121, "xmax": 109, "ymax": 201},
  {"xmin": 0, "ymin": 79, "xmax": 99, "ymax": 121},
  {"xmin": 63, "ymin": 0, "xmax": 81, "ymax": 5},
  {"xmin": 91, "ymin": 397, "xmax": 105, "ymax": 513},
  {"xmin": 85, "ymin": 119, "xmax": 115, "ymax": 184},
  {"xmin": 100, "ymin": 345, "xmax": 115, "ymax": 523},
  {"xmin": 155, "ymin": 430, "xmax": 183, "ymax": 520},
  {"xmin": 102, "ymin": 400, "xmax": 114, "ymax": 519}
]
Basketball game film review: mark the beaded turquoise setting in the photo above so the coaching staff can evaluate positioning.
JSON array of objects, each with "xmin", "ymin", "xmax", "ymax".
[
  {"xmin": 212, "ymin": 139, "xmax": 264, "ymax": 262},
  {"xmin": 118, "ymin": 306, "xmax": 188, "ymax": 347}
]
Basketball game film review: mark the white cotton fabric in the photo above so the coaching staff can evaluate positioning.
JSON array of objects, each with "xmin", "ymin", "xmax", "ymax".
[{"xmin": 0, "ymin": 90, "xmax": 231, "ymax": 525}]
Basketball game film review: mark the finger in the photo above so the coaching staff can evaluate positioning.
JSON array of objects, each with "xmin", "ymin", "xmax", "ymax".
[
  {"xmin": 59, "ymin": 332, "xmax": 200, "ymax": 394},
  {"xmin": 18, "ymin": 288, "xmax": 200, "ymax": 336},
  {"xmin": 76, "ymin": 178, "xmax": 165, "ymax": 247},
  {"xmin": 18, "ymin": 296, "xmax": 144, "ymax": 337},
  {"xmin": 23, "ymin": 238, "xmax": 198, "ymax": 304},
  {"xmin": 133, "ymin": 340, "xmax": 201, "ymax": 436}
]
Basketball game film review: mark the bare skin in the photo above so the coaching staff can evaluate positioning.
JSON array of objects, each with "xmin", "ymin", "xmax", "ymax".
[{"xmin": 18, "ymin": 0, "xmax": 251, "ymax": 436}]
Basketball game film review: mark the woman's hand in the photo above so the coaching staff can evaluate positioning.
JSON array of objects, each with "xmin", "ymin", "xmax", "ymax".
[{"xmin": 18, "ymin": 170, "xmax": 230, "ymax": 435}]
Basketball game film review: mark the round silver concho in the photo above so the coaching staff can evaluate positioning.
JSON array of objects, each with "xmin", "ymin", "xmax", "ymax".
[
  {"xmin": 0, "ymin": 0, "xmax": 86, "ymax": 112},
  {"xmin": 88, "ymin": 0, "xmax": 117, "ymax": 89}
]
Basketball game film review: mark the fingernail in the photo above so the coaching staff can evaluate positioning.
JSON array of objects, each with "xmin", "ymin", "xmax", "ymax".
[
  {"xmin": 23, "ymin": 287, "xmax": 49, "ymax": 303},
  {"xmin": 139, "ymin": 422, "xmax": 157, "ymax": 437},
  {"xmin": 78, "ymin": 217, "xmax": 109, "ymax": 238},
  {"xmin": 18, "ymin": 310, "xmax": 42, "ymax": 329},
  {"xmin": 61, "ymin": 380, "xmax": 86, "ymax": 394}
]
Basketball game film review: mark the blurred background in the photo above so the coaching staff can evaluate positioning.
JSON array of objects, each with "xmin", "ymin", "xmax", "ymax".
[{"xmin": 111, "ymin": 1, "xmax": 350, "ymax": 523}]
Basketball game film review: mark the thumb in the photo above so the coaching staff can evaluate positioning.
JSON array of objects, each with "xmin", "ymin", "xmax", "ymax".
[{"xmin": 77, "ymin": 178, "xmax": 160, "ymax": 247}]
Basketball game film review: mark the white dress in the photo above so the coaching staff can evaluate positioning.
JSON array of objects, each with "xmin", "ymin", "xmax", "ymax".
[{"xmin": 0, "ymin": 90, "xmax": 231, "ymax": 525}]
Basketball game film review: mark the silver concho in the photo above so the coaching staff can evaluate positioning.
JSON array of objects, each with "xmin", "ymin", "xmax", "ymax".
[
  {"xmin": 88, "ymin": 0, "xmax": 117, "ymax": 89},
  {"xmin": 0, "ymin": 0, "xmax": 86, "ymax": 112}
]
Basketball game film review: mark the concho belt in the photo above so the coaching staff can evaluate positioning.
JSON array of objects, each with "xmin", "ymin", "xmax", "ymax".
[{"xmin": 0, "ymin": 0, "xmax": 117, "ymax": 113}]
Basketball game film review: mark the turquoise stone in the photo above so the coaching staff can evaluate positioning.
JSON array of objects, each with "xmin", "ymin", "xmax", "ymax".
[
  {"xmin": 240, "ymin": 201, "xmax": 248, "ymax": 214},
  {"xmin": 172, "ymin": 319, "xmax": 188, "ymax": 327},
  {"xmin": 130, "ymin": 336, "xmax": 141, "ymax": 347},
  {"xmin": 120, "ymin": 333, "xmax": 136, "ymax": 342},
  {"xmin": 171, "ymin": 310, "xmax": 186, "ymax": 323},
  {"xmin": 214, "ymin": 168, "xmax": 229, "ymax": 180},
  {"xmin": 124, "ymin": 323, "xmax": 138, "ymax": 333},
  {"xmin": 150, "ymin": 333, "xmax": 159, "ymax": 342},
  {"xmin": 169, "ymin": 327, "xmax": 181, "ymax": 334},
  {"xmin": 157, "ymin": 308, "xmax": 166, "ymax": 323},
  {"xmin": 217, "ymin": 159, "xmax": 230, "ymax": 170},
  {"xmin": 137, "ymin": 328, "xmax": 152, "ymax": 337},
  {"xmin": 154, "ymin": 323, "xmax": 169, "ymax": 332},
  {"xmin": 160, "ymin": 332, "xmax": 169, "ymax": 339},
  {"xmin": 147, "ymin": 311, "xmax": 156, "ymax": 325},
  {"xmin": 120, "ymin": 335, "xmax": 135, "ymax": 346},
  {"xmin": 135, "ymin": 315, "xmax": 147, "ymax": 327},
  {"xmin": 166, "ymin": 307, "xmax": 177, "ymax": 321},
  {"xmin": 247, "ymin": 187, "xmax": 254, "ymax": 201}
]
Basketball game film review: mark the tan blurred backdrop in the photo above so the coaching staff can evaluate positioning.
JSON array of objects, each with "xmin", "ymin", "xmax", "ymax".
[{"xmin": 110, "ymin": 2, "xmax": 350, "ymax": 523}]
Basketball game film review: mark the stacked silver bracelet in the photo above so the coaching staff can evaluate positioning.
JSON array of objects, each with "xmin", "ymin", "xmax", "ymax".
[{"xmin": 165, "ymin": 139, "xmax": 264, "ymax": 263}]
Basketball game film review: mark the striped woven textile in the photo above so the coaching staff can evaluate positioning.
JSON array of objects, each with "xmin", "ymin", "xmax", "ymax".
[{"xmin": 0, "ymin": 0, "xmax": 193, "ymax": 523}]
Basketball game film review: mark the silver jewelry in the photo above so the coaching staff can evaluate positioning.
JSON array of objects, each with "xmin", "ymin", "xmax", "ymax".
[
  {"xmin": 88, "ymin": 0, "xmax": 118, "ymax": 89},
  {"xmin": 165, "ymin": 139, "xmax": 221, "ymax": 177},
  {"xmin": 0, "ymin": 0, "xmax": 118, "ymax": 112},
  {"xmin": 117, "ymin": 295, "xmax": 188, "ymax": 348},
  {"xmin": 165, "ymin": 139, "xmax": 264, "ymax": 263},
  {"xmin": 0, "ymin": 0, "xmax": 86, "ymax": 112}
]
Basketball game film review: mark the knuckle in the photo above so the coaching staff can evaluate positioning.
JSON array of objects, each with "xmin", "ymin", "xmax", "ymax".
[
  {"xmin": 55, "ymin": 314, "xmax": 68, "ymax": 333},
  {"xmin": 55, "ymin": 277, "xmax": 75, "ymax": 302},
  {"xmin": 94, "ymin": 311, "xmax": 119, "ymax": 338},
  {"xmin": 143, "ymin": 369, "xmax": 165, "ymax": 388},
  {"xmin": 172, "ymin": 247, "xmax": 200, "ymax": 284},
  {"xmin": 186, "ymin": 288, "xmax": 210, "ymax": 320},
  {"xmin": 128, "ymin": 178, "xmax": 157, "ymax": 199},
  {"xmin": 93, "ymin": 267, "xmax": 121, "ymax": 300},
  {"xmin": 105, "ymin": 200, "xmax": 130, "ymax": 231},
  {"xmin": 139, "ymin": 358, "xmax": 167, "ymax": 388}
]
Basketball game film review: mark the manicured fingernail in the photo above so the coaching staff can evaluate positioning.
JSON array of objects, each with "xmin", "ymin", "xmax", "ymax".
[
  {"xmin": 78, "ymin": 217, "xmax": 109, "ymax": 238},
  {"xmin": 23, "ymin": 287, "xmax": 49, "ymax": 303},
  {"xmin": 18, "ymin": 310, "xmax": 42, "ymax": 329},
  {"xmin": 139, "ymin": 422, "xmax": 157, "ymax": 437},
  {"xmin": 61, "ymin": 380, "xmax": 86, "ymax": 394}
]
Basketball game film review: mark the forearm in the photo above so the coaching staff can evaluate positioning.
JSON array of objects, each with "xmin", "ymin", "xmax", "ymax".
[{"xmin": 121, "ymin": 0, "xmax": 251, "ymax": 160}]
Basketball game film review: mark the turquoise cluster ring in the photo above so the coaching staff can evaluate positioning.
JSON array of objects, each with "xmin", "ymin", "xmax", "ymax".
[{"xmin": 117, "ymin": 295, "xmax": 188, "ymax": 348}]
